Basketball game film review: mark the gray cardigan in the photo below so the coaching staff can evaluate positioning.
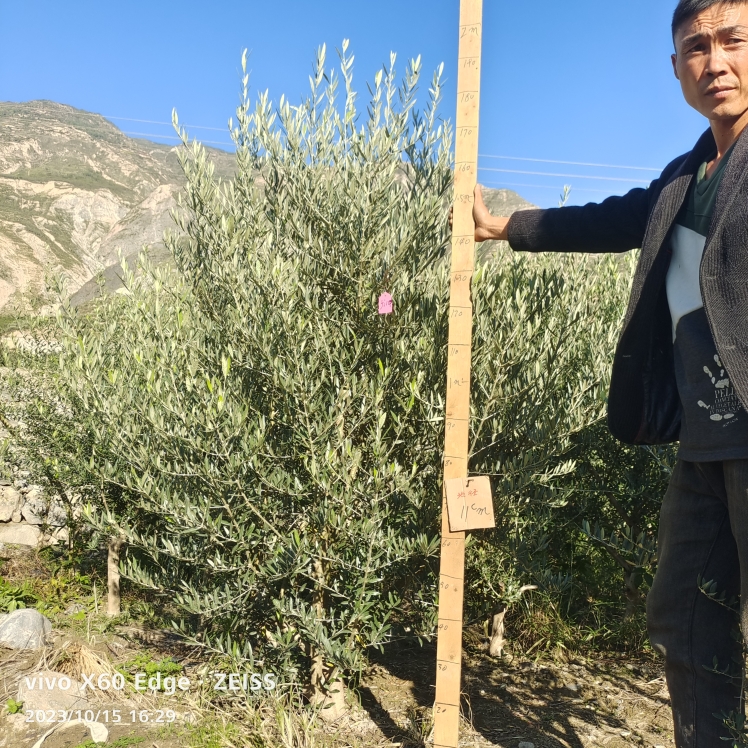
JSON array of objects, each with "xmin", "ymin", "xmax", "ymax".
[{"xmin": 506, "ymin": 126, "xmax": 748, "ymax": 445}]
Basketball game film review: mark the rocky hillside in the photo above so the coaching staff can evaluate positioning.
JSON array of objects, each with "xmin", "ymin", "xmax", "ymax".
[
  {"xmin": 0, "ymin": 100, "xmax": 535, "ymax": 313},
  {"xmin": 0, "ymin": 100, "xmax": 234, "ymax": 312}
]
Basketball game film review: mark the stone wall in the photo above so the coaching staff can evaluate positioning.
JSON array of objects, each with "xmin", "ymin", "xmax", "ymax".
[{"xmin": 0, "ymin": 472, "xmax": 70, "ymax": 547}]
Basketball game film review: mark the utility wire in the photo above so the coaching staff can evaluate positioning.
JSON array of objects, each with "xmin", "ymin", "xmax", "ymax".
[
  {"xmin": 106, "ymin": 115, "xmax": 664, "ymax": 182},
  {"xmin": 103, "ymin": 115, "xmax": 228, "ymax": 132},
  {"xmin": 478, "ymin": 154, "xmax": 662, "ymax": 172},
  {"xmin": 104, "ymin": 116, "xmax": 665, "ymax": 174},
  {"xmin": 479, "ymin": 166, "xmax": 651, "ymax": 184},
  {"xmin": 123, "ymin": 131, "xmax": 233, "ymax": 147},
  {"xmin": 481, "ymin": 180, "xmax": 620, "ymax": 196}
]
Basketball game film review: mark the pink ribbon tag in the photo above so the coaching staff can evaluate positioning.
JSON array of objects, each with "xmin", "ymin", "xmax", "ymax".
[{"xmin": 378, "ymin": 292, "xmax": 393, "ymax": 315}]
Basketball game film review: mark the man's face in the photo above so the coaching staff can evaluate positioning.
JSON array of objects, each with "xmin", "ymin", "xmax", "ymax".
[{"xmin": 672, "ymin": 2, "xmax": 748, "ymax": 124}]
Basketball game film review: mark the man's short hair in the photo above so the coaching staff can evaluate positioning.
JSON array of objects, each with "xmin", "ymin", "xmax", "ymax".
[{"xmin": 672, "ymin": 0, "xmax": 748, "ymax": 39}]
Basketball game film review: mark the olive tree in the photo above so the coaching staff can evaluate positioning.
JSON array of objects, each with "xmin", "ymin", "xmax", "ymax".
[
  {"xmin": 29, "ymin": 42, "xmax": 654, "ymax": 698},
  {"xmin": 56, "ymin": 44, "xmax": 452, "ymax": 704}
]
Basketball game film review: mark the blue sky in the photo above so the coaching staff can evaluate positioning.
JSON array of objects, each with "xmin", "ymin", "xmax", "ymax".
[{"xmin": 0, "ymin": 0, "xmax": 709, "ymax": 208}]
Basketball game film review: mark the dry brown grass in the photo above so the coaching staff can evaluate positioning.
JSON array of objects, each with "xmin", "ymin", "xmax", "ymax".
[
  {"xmin": 44, "ymin": 638, "xmax": 115, "ymax": 679},
  {"xmin": 0, "ymin": 544, "xmax": 48, "ymax": 585}
]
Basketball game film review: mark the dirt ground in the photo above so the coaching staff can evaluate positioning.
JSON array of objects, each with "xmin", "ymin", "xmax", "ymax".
[
  {"xmin": 0, "ymin": 633, "xmax": 674, "ymax": 748},
  {"xmin": 358, "ymin": 639, "xmax": 673, "ymax": 748},
  {"xmin": 0, "ymin": 543, "xmax": 674, "ymax": 748},
  {"xmin": 0, "ymin": 625, "xmax": 201, "ymax": 748}
]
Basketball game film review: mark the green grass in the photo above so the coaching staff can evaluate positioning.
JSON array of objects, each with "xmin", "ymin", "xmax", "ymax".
[
  {"xmin": 116, "ymin": 653, "xmax": 183, "ymax": 688},
  {"xmin": 180, "ymin": 718, "xmax": 243, "ymax": 748},
  {"xmin": 0, "ymin": 576, "xmax": 38, "ymax": 612},
  {"xmin": 0, "ymin": 313, "xmax": 32, "ymax": 335}
]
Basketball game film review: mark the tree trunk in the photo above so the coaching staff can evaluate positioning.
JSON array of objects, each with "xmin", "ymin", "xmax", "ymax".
[
  {"xmin": 623, "ymin": 569, "xmax": 642, "ymax": 620},
  {"xmin": 107, "ymin": 536, "xmax": 126, "ymax": 617},
  {"xmin": 308, "ymin": 557, "xmax": 346, "ymax": 721},
  {"xmin": 489, "ymin": 606, "xmax": 507, "ymax": 658}
]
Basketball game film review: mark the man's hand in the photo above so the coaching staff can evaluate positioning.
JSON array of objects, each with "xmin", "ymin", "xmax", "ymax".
[{"xmin": 449, "ymin": 185, "xmax": 510, "ymax": 242}]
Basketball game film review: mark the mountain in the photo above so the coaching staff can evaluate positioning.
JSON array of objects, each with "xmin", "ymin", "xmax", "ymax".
[
  {"xmin": 0, "ymin": 100, "xmax": 535, "ymax": 313},
  {"xmin": 0, "ymin": 100, "xmax": 234, "ymax": 312}
]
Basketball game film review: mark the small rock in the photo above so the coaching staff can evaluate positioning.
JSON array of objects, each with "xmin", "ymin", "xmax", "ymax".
[
  {"xmin": 1, "ymin": 712, "xmax": 29, "ymax": 739},
  {"xmin": 0, "ymin": 522, "xmax": 41, "ymax": 547},
  {"xmin": 0, "ymin": 479, "xmax": 11, "ymax": 486},
  {"xmin": 18, "ymin": 470, "xmax": 30, "ymax": 478},
  {"xmin": 11, "ymin": 508, "xmax": 21, "ymax": 523},
  {"xmin": 17, "ymin": 670, "xmax": 89, "ymax": 718},
  {"xmin": 13, "ymin": 479, "xmax": 27, "ymax": 490},
  {"xmin": 564, "ymin": 683, "xmax": 579, "ymax": 692},
  {"xmin": 519, "ymin": 742, "xmax": 535, "ymax": 748},
  {"xmin": 0, "ymin": 486, "xmax": 21, "ymax": 522},
  {"xmin": 0, "ymin": 608, "xmax": 52, "ymax": 649},
  {"xmin": 47, "ymin": 500, "xmax": 67, "ymax": 527},
  {"xmin": 41, "ymin": 526, "xmax": 69, "ymax": 547},
  {"xmin": 22, "ymin": 509, "xmax": 43, "ymax": 525},
  {"xmin": 64, "ymin": 602, "xmax": 86, "ymax": 616},
  {"xmin": 53, "ymin": 526, "xmax": 69, "ymax": 543},
  {"xmin": 22, "ymin": 491, "xmax": 48, "ymax": 525}
]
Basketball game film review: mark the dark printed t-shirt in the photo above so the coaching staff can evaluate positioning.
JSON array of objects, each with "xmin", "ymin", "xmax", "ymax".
[{"xmin": 667, "ymin": 145, "xmax": 748, "ymax": 461}]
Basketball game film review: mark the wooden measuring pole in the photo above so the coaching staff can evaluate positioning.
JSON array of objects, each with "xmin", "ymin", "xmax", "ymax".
[{"xmin": 433, "ymin": 1, "xmax": 483, "ymax": 746}]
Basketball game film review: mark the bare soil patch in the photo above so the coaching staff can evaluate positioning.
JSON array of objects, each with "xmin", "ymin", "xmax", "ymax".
[{"xmin": 358, "ymin": 639, "xmax": 673, "ymax": 748}]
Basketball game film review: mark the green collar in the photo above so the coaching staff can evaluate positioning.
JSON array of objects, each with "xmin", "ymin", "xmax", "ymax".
[{"xmin": 696, "ymin": 142, "xmax": 737, "ymax": 194}]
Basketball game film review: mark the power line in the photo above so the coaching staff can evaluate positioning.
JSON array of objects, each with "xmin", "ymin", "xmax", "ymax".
[
  {"xmin": 103, "ymin": 115, "xmax": 228, "ymax": 132},
  {"xmin": 105, "ymin": 115, "xmax": 662, "ymax": 181},
  {"xmin": 122, "ymin": 131, "xmax": 234, "ymax": 148},
  {"xmin": 117, "ymin": 133, "xmax": 644, "ymax": 184},
  {"xmin": 481, "ymin": 180, "xmax": 621, "ymax": 195},
  {"xmin": 478, "ymin": 153, "xmax": 662, "ymax": 172},
  {"xmin": 102, "ymin": 115, "xmax": 664, "ymax": 173},
  {"xmin": 104, "ymin": 116, "xmax": 664, "ymax": 175},
  {"xmin": 478, "ymin": 166, "xmax": 650, "ymax": 184}
]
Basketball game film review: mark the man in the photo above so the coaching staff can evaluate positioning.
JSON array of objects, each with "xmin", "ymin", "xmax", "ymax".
[{"xmin": 465, "ymin": 1, "xmax": 748, "ymax": 745}]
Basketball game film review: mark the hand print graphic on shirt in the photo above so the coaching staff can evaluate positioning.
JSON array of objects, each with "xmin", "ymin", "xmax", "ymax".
[{"xmin": 697, "ymin": 355, "xmax": 743, "ymax": 422}]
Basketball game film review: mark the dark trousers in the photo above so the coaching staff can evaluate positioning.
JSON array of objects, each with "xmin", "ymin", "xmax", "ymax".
[{"xmin": 647, "ymin": 460, "xmax": 748, "ymax": 747}]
